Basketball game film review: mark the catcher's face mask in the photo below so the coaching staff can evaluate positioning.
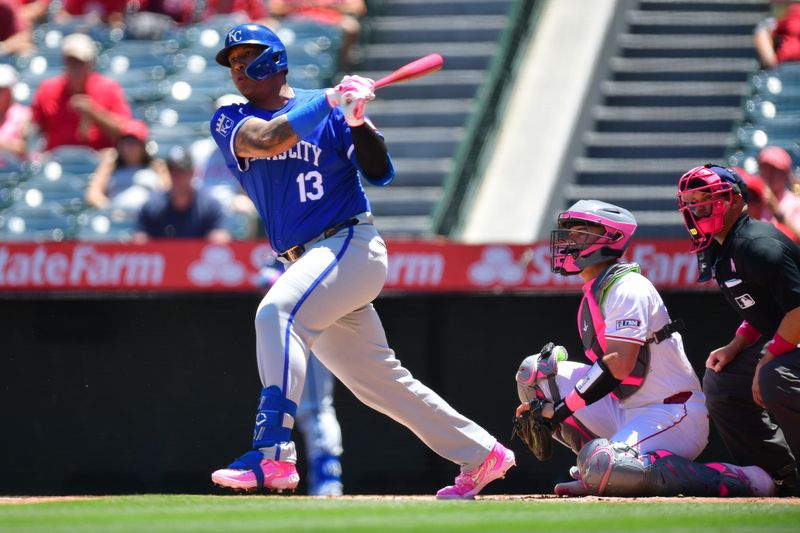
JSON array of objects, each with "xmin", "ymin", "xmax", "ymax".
[{"xmin": 550, "ymin": 201, "xmax": 637, "ymax": 276}]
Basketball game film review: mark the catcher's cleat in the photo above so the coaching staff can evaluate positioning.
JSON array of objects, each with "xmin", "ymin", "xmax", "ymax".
[
  {"xmin": 212, "ymin": 450, "xmax": 300, "ymax": 492},
  {"xmin": 554, "ymin": 479, "xmax": 593, "ymax": 497},
  {"xmin": 719, "ymin": 464, "xmax": 777, "ymax": 497},
  {"xmin": 435, "ymin": 441, "xmax": 516, "ymax": 500}
]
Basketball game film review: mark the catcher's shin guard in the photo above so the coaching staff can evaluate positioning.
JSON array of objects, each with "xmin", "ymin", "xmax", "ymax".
[{"xmin": 576, "ymin": 439, "xmax": 769, "ymax": 497}]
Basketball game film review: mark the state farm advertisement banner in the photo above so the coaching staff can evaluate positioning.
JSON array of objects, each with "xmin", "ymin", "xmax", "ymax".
[{"xmin": 0, "ymin": 239, "xmax": 712, "ymax": 293}]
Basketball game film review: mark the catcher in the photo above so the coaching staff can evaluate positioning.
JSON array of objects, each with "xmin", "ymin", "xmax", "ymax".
[{"xmin": 512, "ymin": 200, "xmax": 776, "ymax": 497}]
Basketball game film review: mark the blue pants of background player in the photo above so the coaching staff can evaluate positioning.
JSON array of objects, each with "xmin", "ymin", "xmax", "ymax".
[{"xmin": 297, "ymin": 354, "xmax": 343, "ymax": 496}]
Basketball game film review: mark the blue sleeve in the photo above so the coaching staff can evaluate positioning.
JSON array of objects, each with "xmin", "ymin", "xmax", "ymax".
[
  {"xmin": 210, "ymin": 104, "xmax": 252, "ymax": 174},
  {"xmin": 363, "ymin": 152, "xmax": 395, "ymax": 187}
]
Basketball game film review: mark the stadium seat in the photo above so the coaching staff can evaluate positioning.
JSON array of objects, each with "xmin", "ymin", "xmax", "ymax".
[
  {"xmin": 148, "ymin": 124, "xmax": 205, "ymax": 156},
  {"xmin": 0, "ymin": 150, "xmax": 31, "ymax": 188},
  {"xmin": 31, "ymin": 18, "xmax": 113, "ymax": 54},
  {"xmin": 0, "ymin": 203, "xmax": 75, "ymax": 241},
  {"xmin": 37, "ymin": 146, "xmax": 99, "ymax": 181},
  {"xmin": 17, "ymin": 174, "xmax": 87, "ymax": 214},
  {"xmin": 73, "ymin": 208, "xmax": 137, "ymax": 242}
]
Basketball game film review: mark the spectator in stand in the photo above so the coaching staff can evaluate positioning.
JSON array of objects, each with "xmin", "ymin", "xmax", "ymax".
[
  {"xmin": 268, "ymin": 0, "xmax": 367, "ymax": 71},
  {"xmin": 0, "ymin": 65, "xmax": 32, "ymax": 159},
  {"xmin": 738, "ymin": 166, "xmax": 800, "ymax": 242},
  {"xmin": 754, "ymin": 1, "xmax": 800, "ymax": 70},
  {"xmin": 31, "ymin": 33, "xmax": 133, "ymax": 152},
  {"xmin": 20, "ymin": 0, "xmax": 51, "ymax": 25},
  {"xmin": 0, "ymin": 0, "xmax": 36, "ymax": 57},
  {"xmin": 57, "ymin": 0, "xmax": 133, "ymax": 27},
  {"xmin": 134, "ymin": 144, "xmax": 231, "ymax": 243},
  {"xmin": 138, "ymin": 0, "xmax": 195, "ymax": 25},
  {"xmin": 756, "ymin": 146, "xmax": 800, "ymax": 232},
  {"xmin": 202, "ymin": 0, "xmax": 277, "ymax": 26},
  {"xmin": 85, "ymin": 119, "xmax": 170, "ymax": 213}
]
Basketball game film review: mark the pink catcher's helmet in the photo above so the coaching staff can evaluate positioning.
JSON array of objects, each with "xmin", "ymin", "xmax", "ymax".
[
  {"xmin": 550, "ymin": 200, "xmax": 637, "ymax": 276},
  {"xmin": 677, "ymin": 164, "xmax": 746, "ymax": 253}
]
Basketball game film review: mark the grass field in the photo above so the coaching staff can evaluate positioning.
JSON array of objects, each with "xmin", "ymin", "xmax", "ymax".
[{"xmin": 1, "ymin": 495, "xmax": 799, "ymax": 533}]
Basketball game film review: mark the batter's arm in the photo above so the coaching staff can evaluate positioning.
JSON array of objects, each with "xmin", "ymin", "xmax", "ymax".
[
  {"xmin": 351, "ymin": 124, "xmax": 391, "ymax": 181},
  {"xmin": 234, "ymin": 116, "xmax": 303, "ymax": 159},
  {"xmin": 233, "ymin": 92, "xmax": 334, "ymax": 159}
]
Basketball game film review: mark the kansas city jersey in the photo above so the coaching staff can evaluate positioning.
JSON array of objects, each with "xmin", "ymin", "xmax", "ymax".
[{"xmin": 210, "ymin": 89, "xmax": 392, "ymax": 253}]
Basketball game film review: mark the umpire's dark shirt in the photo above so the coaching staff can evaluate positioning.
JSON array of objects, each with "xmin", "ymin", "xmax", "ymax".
[{"xmin": 711, "ymin": 214, "xmax": 800, "ymax": 337}]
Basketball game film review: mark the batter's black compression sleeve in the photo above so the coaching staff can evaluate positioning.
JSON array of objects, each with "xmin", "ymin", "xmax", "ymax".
[{"xmin": 351, "ymin": 125, "xmax": 391, "ymax": 185}]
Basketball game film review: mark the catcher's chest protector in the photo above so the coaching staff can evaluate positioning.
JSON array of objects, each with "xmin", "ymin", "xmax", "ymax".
[{"xmin": 577, "ymin": 262, "xmax": 650, "ymax": 401}]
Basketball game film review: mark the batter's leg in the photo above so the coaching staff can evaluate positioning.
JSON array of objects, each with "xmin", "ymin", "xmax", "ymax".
[
  {"xmin": 703, "ymin": 343, "xmax": 796, "ymax": 486},
  {"xmin": 312, "ymin": 303, "xmax": 496, "ymax": 469}
]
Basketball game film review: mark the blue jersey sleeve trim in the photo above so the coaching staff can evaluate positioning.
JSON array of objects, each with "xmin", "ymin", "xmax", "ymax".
[
  {"xmin": 231, "ymin": 116, "xmax": 253, "ymax": 172},
  {"xmin": 348, "ymin": 144, "xmax": 394, "ymax": 187}
]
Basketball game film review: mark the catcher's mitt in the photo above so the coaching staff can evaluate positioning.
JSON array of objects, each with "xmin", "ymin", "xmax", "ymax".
[{"xmin": 512, "ymin": 397, "xmax": 555, "ymax": 461}]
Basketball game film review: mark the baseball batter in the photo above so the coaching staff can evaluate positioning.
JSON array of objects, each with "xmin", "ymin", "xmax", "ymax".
[
  {"xmin": 207, "ymin": 23, "xmax": 514, "ymax": 498},
  {"xmin": 513, "ymin": 200, "xmax": 776, "ymax": 497}
]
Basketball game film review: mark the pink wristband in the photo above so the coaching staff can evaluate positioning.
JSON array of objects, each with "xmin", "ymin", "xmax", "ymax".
[
  {"xmin": 736, "ymin": 320, "xmax": 762, "ymax": 345},
  {"xmin": 765, "ymin": 333, "xmax": 797, "ymax": 357},
  {"xmin": 564, "ymin": 389, "xmax": 587, "ymax": 412}
]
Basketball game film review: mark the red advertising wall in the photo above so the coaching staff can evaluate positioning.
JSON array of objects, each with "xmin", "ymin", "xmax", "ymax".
[{"xmin": 0, "ymin": 238, "xmax": 712, "ymax": 293}]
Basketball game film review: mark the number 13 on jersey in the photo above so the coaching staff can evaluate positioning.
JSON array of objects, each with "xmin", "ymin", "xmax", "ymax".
[{"xmin": 297, "ymin": 171, "xmax": 324, "ymax": 202}]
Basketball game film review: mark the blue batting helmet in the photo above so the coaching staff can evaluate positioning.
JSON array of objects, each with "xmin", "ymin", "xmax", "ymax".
[{"xmin": 215, "ymin": 24, "xmax": 289, "ymax": 81}]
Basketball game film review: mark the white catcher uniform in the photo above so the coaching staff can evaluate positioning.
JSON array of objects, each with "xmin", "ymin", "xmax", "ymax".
[
  {"xmin": 518, "ymin": 271, "xmax": 708, "ymax": 459},
  {"xmin": 519, "ymin": 266, "xmax": 708, "ymax": 460}
]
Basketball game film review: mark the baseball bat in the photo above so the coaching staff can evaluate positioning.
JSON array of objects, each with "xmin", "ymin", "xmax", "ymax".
[{"xmin": 373, "ymin": 54, "xmax": 444, "ymax": 90}]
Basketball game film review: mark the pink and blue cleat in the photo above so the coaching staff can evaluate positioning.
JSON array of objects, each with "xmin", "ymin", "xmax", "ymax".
[
  {"xmin": 212, "ymin": 450, "xmax": 300, "ymax": 492},
  {"xmin": 436, "ymin": 441, "xmax": 516, "ymax": 499}
]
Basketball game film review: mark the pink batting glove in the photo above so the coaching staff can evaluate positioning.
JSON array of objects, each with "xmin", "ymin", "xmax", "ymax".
[{"xmin": 341, "ymin": 97, "xmax": 368, "ymax": 127}]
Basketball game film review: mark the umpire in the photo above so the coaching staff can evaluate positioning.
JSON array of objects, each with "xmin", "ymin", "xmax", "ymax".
[{"xmin": 677, "ymin": 163, "xmax": 800, "ymax": 496}]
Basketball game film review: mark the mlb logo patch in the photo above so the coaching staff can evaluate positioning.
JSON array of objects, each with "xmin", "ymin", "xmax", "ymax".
[
  {"xmin": 616, "ymin": 319, "xmax": 640, "ymax": 330},
  {"xmin": 734, "ymin": 293, "xmax": 756, "ymax": 309},
  {"xmin": 215, "ymin": 113, "xmax": 234, "ymax": 136}
]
